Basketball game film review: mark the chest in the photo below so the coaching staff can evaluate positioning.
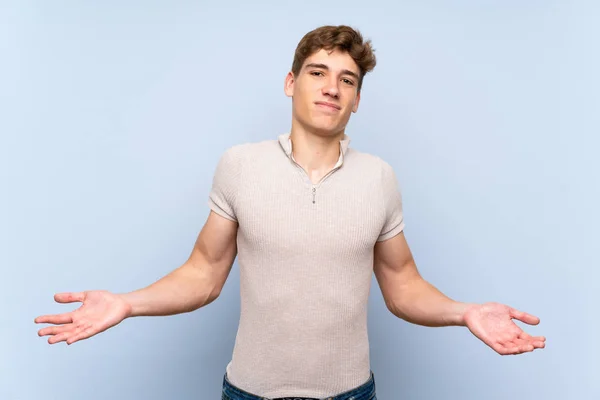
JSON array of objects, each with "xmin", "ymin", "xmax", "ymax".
[{"xmin": 234, "ymin": 166, "xmax": 386, "ymax": 260}]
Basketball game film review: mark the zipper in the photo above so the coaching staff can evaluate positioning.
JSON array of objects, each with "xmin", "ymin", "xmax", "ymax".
[{"xmin": 291, "ymin": 158, "xmax": 342, "ymax": 204}]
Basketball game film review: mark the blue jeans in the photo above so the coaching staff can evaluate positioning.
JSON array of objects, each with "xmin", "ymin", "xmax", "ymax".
[{"xmin": 222, "ymin": 371, "xmax": 377, "ymax": 400}]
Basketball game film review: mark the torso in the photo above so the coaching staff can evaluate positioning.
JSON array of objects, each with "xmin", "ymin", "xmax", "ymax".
[{"xmin": 214, "ymin": 136, "xmax": 396, "ymax": 398}]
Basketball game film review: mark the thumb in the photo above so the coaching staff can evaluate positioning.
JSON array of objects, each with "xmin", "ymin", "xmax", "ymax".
[
  {"xmin": 510, "ymin": 308, "xmax": 540, "ymax": 325},
  {"xmin": 54, "ymin": 292, "xmax": 85, "ymax": 303}
]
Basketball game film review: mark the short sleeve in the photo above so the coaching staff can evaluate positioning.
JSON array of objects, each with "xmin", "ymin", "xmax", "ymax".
[
  {"xmin": 208, "ymin": 147, "xmax": 241, "ymax": 222},
  {"xmin": 377, "ymin": 161, "xmax": 405, "ymax": 242}
]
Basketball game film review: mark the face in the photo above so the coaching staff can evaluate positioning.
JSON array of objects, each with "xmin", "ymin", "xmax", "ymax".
[{"xmin": 284, "ymin": 48, "xmax": 361, "ymax": 137}]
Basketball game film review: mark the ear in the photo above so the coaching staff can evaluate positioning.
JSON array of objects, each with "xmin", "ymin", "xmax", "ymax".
[
  {"xmin": 352, "ymin": 90, "xmax": 361, "ymax": 113},
  {"xmin": 284, "ymin": 72, "xmax": 295, "ymax": 97}
]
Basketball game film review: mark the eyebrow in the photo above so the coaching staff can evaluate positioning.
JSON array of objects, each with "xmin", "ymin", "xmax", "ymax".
[{"xmin": 304, "ymin": 63, "xmax": 359, "ymax": 80}]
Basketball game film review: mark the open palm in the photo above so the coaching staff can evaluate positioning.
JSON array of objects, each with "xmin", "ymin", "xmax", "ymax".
[
  {"xmin": 464, "ymin": 302, "xmax": 546, "ymax": 355},
  {"xmin": 35, "ymin": 290, "xmax": 131, "ymax": 345}
]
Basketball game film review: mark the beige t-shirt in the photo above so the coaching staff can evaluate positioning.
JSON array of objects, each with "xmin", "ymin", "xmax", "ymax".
[{"xmin": 208, "ymin": 132, "xmax": 405, "ymax": 398}]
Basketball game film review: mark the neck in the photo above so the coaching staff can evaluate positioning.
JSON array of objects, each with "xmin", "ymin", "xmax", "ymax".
[{"xmin": 289, "ymin": 120, "xmax": 345, "ymax": 173}]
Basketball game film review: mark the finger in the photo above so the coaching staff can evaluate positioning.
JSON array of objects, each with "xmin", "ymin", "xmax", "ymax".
[
  {"xmin": 34, "ymin": 313, "xmax": 73, "ymax": 325},
  {"xmin": 505, "ymin": 339, "xmax": 534, "ymax": 354},
  {"xmin": 492, "ymin": 339, "xmax": 531, "ymax": 355},
  {"xmin": 517, "ymin": 343, "xmax": 535, "ymax": 353},
  {"xmin": 54, "ymin": 292, "xmax": 85, "ymax": 304},
  {"xmin": 532, "ymin": 340, "xmax": 546, "ymax": 349},
  {"xmin": 48, "ymin": 325, "xmax": 80, "ymax": 344},
  {"xmin": 517, "ymin": 333, "xmax": 546, "ymax": 350},
  {"xmin": 38, "ymin": 323, "xmax": 76, "ymax": 337},
  {"xmin": 509, "ymin": 338, "xmax": 529, "ymax": 347},
  {"xmin": 519, "ymin": 331, "xmax": 532, "ymax": 339},
  {"xmin": 66, "ymin": 324, "xmax": 96, "ymax": 345},
  {"xmin": 510, "ymin": 308, "xmax": 540, "ymax": 325},
  {"xmin": 518, "ymin": 332, "xmax": 546, "ymax": 342},
  {"xmin": 498, "ymin": 333, "xmax": 517, "ymax": 345},
  {"xmin": 491, "ymin": 342, "xmax": 513, "ymax": 356},
  {"xmin": 504, "ymin": 345, "xmax": 529, "ymax": 355}
]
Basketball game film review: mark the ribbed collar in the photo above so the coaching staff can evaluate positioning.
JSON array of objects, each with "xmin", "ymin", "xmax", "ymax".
[{"xmin": 278, "ymin": 132, "xmax": 351, "ymax": 167}]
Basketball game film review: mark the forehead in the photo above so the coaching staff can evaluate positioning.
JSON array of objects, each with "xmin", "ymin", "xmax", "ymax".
[{"xmin": 302, "ymin": 48, "xmax": 360, "ymax": 74}]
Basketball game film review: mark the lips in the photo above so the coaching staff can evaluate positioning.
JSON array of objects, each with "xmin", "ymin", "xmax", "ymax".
[{"xmin": 315, "ymin": 101, "xmax": 341, "ymax": 110}]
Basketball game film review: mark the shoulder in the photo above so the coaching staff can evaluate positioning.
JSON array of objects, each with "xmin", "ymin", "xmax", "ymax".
[
  {"xmin": 345, "ymin": 148, "xmax": 400, "ymax": 196},
  {"xmin": 216, "ymin": 138, "xmax": 279, "ymax": 171},
  {"xmin": 221, "ymin": 138, "xmax": 279, "ymax": 160},
  {"xmin": 346, "ymin": 148, "xmax": 395, "ymax": 174}
]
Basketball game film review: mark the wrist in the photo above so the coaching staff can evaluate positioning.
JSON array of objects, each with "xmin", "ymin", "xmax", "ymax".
[
  {"xmin": 119, "ymin": 292, "xmax": 136, "ymax": 318},
  {"xmin": 452, "ymin": 302, "xmax": 477, "ymax": 326}
]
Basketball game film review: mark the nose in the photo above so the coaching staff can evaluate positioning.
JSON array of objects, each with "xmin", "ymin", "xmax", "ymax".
[{"xmin": 321, "ymin": 77, "xmax": 339, "ymax": 99}]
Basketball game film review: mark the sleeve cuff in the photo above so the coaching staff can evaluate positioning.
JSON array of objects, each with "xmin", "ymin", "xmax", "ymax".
[{"xmin": 376, "ymin": 221, "xmax": 405, "ymax": 242}]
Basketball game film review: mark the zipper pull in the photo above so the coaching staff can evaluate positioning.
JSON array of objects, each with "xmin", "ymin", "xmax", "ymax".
[{"xmin": 312, "ymin": 187, "xmax": 316, "ymax": 204}]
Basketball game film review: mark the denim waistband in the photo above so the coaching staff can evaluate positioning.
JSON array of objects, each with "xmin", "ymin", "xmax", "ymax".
[{"xmin": 222, "ymin": 370, "xmax": 376, "ymax": 400}]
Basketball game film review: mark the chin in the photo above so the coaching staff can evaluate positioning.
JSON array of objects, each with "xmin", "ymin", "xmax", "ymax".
[
  {"xmin": 309, "ymin": 124, "xmax": 345, "ymax": 137},
  {"xmin": 310, "ymin": 119, "xmax": 345, "ymax": 134},
  {"xmin": 296, "ymin": 112, "xmax": 347, "ymax": 136}
]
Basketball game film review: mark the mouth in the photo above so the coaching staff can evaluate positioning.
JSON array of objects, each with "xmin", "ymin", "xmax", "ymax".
[{"xmin": 315, "ymin": 101, "xmax": 341, "ymax": 111}]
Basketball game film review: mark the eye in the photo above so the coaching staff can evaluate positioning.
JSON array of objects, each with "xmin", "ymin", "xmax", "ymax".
[
  {"xmin": 311, "ymin": 71, "xmax": 324, "ymax": 77},
  {"xmin": 342, "ymin": 78, "xmax": 355, "ymax": 86}
]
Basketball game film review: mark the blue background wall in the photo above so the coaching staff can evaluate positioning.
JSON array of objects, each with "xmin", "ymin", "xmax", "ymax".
[{"xmin": 2, "ymin": 1, "xmax": 598, "ymax": 399}]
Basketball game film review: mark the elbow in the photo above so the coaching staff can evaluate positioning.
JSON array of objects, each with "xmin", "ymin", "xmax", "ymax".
[
  {"xmin": 188, "ymin": 287, "xmax": 220, "ymax": 312},
  {"xmin": 205, "ymin": 285, "xmax": 222, "ymax": 305},
  {"xmin": 201, "ymin": 275, "xmax": 226, "ymax": 307},
  {"xmin": 384, "ymin": 297, "xmax": 404, "ymax": 319},
  {"xmin": 183, "ymin": 264, "xmax": 224, "ymax": 311},
  {"xmin": 385, "ymin": 293, "xmax": 416, "ymax": 323}
]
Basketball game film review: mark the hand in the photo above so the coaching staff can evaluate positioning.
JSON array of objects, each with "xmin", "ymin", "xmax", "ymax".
[
  {"xmin": 35, "ymin": 290, "xmax": 132, "ymax": 345},
  {"xmin": 463, "ymin": 302, "xmax": 546, "ymax": 355}
]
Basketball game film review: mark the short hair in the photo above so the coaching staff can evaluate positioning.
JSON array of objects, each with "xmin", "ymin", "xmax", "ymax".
[{"xmin": 291, "ymin": 25, "xmax": 376, "ymax": 91}]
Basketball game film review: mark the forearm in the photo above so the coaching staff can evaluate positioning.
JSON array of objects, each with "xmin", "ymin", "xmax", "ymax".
[
  {"xmin": 120, "ymin": 262, "xmax": 219, "ymax": 318},
  {"xmin": 388, "ymin": 277, "xmax": 474, "ymax": 327}
]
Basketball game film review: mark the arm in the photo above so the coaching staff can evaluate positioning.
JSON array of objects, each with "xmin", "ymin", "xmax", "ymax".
[
  {"xmin": 122, "ymin": 210, "xmax": 238, "ymax": 317},
  {"xmin": 374, "ymin": 160, "xmax": 544, "ymax": 353},
  {"xmin": 35, "ymin": 211, "xmax": 238, "ymax": 345},
  {"xmin": 36, "ymin": 147, "xmax": 243, "ymax": 345},
  {"xmin": 373, "ymin": 232, "xmax": 471, "ymax": 327},
  {"xmin": 373, "ymin": 232, "xmax": 546, "ymax": 354}
]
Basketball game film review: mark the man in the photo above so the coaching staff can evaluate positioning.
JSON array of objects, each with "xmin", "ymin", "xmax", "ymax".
[{"xmin": 35, "ymin": 25, "xmax": 545, "ymax": 400}]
